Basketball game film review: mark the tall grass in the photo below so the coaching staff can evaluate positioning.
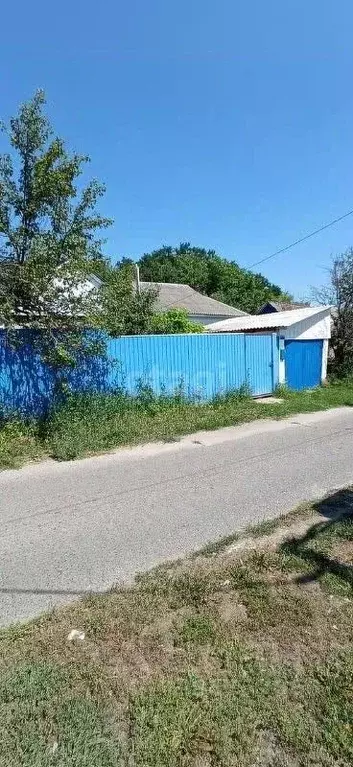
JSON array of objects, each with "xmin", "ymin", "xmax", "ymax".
[
  {"xmin": 1, "ymin": 379, "xmax": 353, "ymax": 467},
  {"xmin": 45, "ymin": 383, "xmax": 252, "ymax": 460}
]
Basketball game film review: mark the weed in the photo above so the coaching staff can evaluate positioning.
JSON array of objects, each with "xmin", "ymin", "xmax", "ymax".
[
  {"xmin": 0, "ymin": 492, "xmax": 353, "ymax": 766},
  {"xmin": 169, "ymin": 572, "xmax": 212, "ymax": 609},
  {"xmin": 176, "ymin": 615, "xmax": 217, "ymax": 646},
  {"xmin": 0, "ymin": 662, "xmax": 119, "ymax": 766},
  {"xmin": 196, "ymin": 531, "xmax": 240, "ymax": 557},
  {"xmin": 1, "ymin": 380, "xmax": 353, "ymax": 468},
  {"xmin": 0, "ymin": 418, "xmax": 44, "ymax": 469},
  {"xmin": 247, "ymin": 517, "xmax": 283, "ymax": 538}
]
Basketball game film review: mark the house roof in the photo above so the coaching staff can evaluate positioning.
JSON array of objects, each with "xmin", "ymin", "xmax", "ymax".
[
  {"xmin": 258, "ymin": 300, "xmax": 311, "ymax": 313},
  {"xmin": 207, "ymin": 306, "xmax": 331, "ymax": 333},
  {"xmin": 140, "ymin": 281, "xmax": 248, "ymax": 317}
]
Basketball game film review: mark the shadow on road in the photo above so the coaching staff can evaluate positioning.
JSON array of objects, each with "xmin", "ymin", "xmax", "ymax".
[
  {"xmin": 280, "ymin": 487, "xmax": 353, "ymax": 589},
  {"xmin": 0, "ymin": 587, "xmax": 105, "ymax": 597}
]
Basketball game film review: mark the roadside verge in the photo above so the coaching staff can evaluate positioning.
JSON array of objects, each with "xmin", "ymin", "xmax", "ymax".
[
  {"xmin": 1, "ymin": 380, "xmax": 353, "ymax": 469},
  {"xmin": 1, "ymin": 487, "xmax": 352, "ymax": 766}
]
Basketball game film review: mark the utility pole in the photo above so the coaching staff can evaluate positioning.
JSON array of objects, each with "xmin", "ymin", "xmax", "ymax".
[{"xmin": 134, "ymin": 264, "xmax": 141, "ymax": 295}]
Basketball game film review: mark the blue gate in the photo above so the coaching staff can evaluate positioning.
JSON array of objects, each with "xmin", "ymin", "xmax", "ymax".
[
  {"xmin": 244, "ymin": 334, "xmax": 278, "ymax": 396},
  {"xmin": 285, "ymin": 339, "xmax": 323, "ymax": 390}
]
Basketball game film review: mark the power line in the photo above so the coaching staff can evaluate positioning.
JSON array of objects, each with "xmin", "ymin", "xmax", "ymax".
[{"xmin": 248, "ymin": 208, "xmax": 353, "ymax": 269}]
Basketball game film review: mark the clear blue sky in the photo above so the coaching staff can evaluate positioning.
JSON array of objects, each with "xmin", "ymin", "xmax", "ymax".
[{"xmin": 1, "ymin": 0, "xmax": 352, "ymax": 298}]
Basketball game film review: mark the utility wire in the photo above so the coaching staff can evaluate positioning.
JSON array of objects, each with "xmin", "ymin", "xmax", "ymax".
[{"xmin": 248, "ymin": 208, "xmax": 353, "ymax": 269}]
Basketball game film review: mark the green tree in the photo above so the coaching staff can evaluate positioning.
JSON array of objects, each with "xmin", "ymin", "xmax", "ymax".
[
  {"xmin": 148, "ymin": 308, "xmax": 203, "ymax": 334},
  {"xmin": 138, "ymin": 243, "xmax": 213, "ymax": 293},
  {"xmin": 98, "ymin": 263, "xmax": 158, "ymax": 336},
  {"xmin": 139, "ymin": 243, "xmax": 290, "ymax": 314},
  {"xmin": 313, "ymin": 248, "xmax": 353, "ymax": 377},
  {"xmin": 0, "ymin": 91, "xmax": 111, "ymax": 372}
]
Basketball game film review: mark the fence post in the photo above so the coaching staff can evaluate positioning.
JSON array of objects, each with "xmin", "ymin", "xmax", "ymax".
[
  {"xmin": 243, "ymin": 333, "xmax": 248, "ymax": 390},
  {"xmin": 271, "ymin": 333, "xmax": 279, "ymax": 391}
]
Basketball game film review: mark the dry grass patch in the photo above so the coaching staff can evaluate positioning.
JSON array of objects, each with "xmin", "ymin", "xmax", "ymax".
[{"xmin": 0, "ymin": 488, "xmax": 352, "ymax": 766}]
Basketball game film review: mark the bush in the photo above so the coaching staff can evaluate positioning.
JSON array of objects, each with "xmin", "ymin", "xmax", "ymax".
[{"xmin": 148, "ymin": 309, "xmax": 203, "ymax": 334}]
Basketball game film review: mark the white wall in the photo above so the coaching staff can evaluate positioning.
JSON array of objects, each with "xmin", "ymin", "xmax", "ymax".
[
  {"xmin": 282, "ymin": 310, "xmax": 331, "ymax": 340},
  {"xmin": 281, "ymin": 309, "xmax": 331, "ymax": 384},
  {"xmin": 321, "ymin": 339, "xmax": 329, "ymax": 381},
  {"xmin": 278, "ymin": 337, "xmax": 286, "ymax": 384},
  {"xmin": 192, "ymin": 314, "xmax": 234, "ymax": 326}
]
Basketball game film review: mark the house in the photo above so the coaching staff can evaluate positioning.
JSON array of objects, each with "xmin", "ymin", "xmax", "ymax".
[
  {"xmin": 258, "ymin": 300, "xmax": 310, "ymax": 314},
  {"xmin": 139, "ymin": 281, "xmax": 247, "ymax": 326},
  {"xmin": 207, "ymin": 306, "xmax": 332, "ymax": 391},
  {"xmin": 86, "ymin": 274, "xmax": 247, "ymax": 327}
]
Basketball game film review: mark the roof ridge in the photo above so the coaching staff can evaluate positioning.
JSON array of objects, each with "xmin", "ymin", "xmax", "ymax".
[{"xmin": 140, "ymin": 280, "xmax": 194, "ymax": 288}]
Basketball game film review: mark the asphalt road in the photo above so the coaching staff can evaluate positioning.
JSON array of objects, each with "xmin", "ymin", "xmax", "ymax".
[{"xmin": 1, "ymin": 407, "xmax": 353, "ymax": 627}]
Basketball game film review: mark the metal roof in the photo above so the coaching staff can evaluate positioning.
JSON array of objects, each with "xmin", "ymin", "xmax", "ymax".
[
  {"xmin": 140, "ymin": 282, "xmax": 248, "ymax": 317},
  {"xmin": 207, "ymin": 306, "xmax": 331, "ymax": 332}
]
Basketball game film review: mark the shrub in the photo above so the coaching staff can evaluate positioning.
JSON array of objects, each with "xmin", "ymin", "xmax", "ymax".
[{"xmin": 148, "ymin": 309, "xmax": 203, "ymax": 334}]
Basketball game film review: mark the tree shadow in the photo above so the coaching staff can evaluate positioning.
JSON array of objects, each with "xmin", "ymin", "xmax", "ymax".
[
  {"xmin": 0, "ymin": 332, "xmax": 54, "ymax": 418},
  {"xmin": 0, "ymin": 330, "xmax": 112, "ymax": 417},
  {"xmin": 280, "ymin": 488, "xmax": 353, "ymax": 590}
]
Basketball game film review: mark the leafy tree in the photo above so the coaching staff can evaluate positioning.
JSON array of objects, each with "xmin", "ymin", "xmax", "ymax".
[
  {"xmin": 98, "ymin": 265, "xmax": 202, "ymax": 336},
  {"xmin": 148, "ymin": 308, "xmax": 203, "ymax": 334},
  {"xmin": 98, "ymin": 263, "xmax": 157, "ymax": 336},
  {"xmin": 0, "ymin": 90, "xmax": 111, "ymax": 373},
  {"xmin": 139, "ymin": 243, "xmax": 290, "ymax": 313},
  {"xmin": 313, "ymin": 248, "xmax": 353, "ymax": 377}
]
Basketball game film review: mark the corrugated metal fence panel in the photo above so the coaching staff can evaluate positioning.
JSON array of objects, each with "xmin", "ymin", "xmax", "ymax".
[
  {"xmin": 245, "ymin": 334, "xmax": 278, "ymax": 396},
  {"xmin": 0, "ymin": 331, "xmax": 279, "ymax": 415},
  {"xmin": 107, "ymin": 332, "xmax": 277, "ymax": 399},
  {"xmin": 0, "ymin": 331, "xmax": 56, "ymax": 417},
  {"xmin": 107, "ymin": 333, "xmax": 248, "ymax": 398}
]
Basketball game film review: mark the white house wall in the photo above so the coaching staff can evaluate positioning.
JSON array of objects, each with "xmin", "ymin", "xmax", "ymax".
[
  {"xmin": 192, "ymin": 314, "xmax": 233, "ymax": 326},
  {"xmin": 321, "ymin": 339, "xmax": 329, "ymax": 381},
  {"xmin": 282, "ymin": 310, "xmax": 331, "ymax": 341},
  {"xmin": 278, "ymin": 338, "xmax": 286, "ymax": 384},
  {"xmin": 281, "ymin": 309, "xmax": 331, "ymax": 385}
]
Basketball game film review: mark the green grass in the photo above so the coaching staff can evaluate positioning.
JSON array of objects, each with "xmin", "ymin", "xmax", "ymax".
[
  {"xmin": 0, "ymin": 489, "xmax": 352, "ymax": 766},
  {"xmin": 0, "ymin": 419, "xmax": 45, "ymax": 469},
  {"xmin": 0, "ymin": 661, "xmax": 120, "ymax": 766},
  {"xmin": 1, "ymin": 379, "xmax": 353, "ymax": 468}
]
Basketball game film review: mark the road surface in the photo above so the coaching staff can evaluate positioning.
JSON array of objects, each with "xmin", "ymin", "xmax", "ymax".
[{"xmin": 1, "ymin": 407, "xmax": 353, "ymax": 626}]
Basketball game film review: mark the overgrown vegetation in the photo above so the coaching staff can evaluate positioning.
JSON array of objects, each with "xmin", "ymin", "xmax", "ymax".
[
  {"xmin": 137, "ymin": 242, "xmax": 291, "ymax": 313},
  {"xmin": 148, "ymin": 307, "xmax": 204, "ymax": 334},
  {"xmin": 314, "ymin": 247, "xmax": 353, "ymax": 378},
  {"xmin": 0, "ymin": 419, "xmax": 43, "ymax": 470},
  {"xmin": 1, "ymin": 379, "xmax": 353, "ymax": 468},
  {"xmin": 95, "ymin": 260, "xmax": 159, "ymax": 336},
  {"xmin": 0, "ymin": 488, "xmax": 352, "ymax": 766}
]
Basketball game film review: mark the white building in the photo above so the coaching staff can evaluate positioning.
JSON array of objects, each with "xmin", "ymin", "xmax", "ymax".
[{"xmin": 207, "ymin": 306, "xmax": 332, "ymax": 390}]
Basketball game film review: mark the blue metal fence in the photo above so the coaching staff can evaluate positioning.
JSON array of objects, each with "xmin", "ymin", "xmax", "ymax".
[
  {"xmin": 0, "ymin": 331, "xmax": 279, "ymax": 416},
  {"xmin": 107, "ymin": 333, "xmax": 278, "ymax": 398}
]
